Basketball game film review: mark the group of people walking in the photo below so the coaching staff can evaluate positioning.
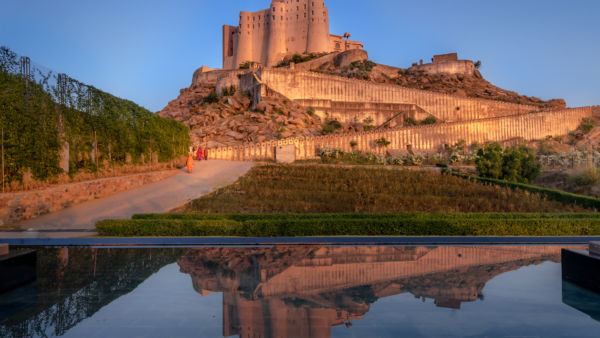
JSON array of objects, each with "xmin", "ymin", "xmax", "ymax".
[{"xmin": 186, "ymin": 145, "xmax": 209, "ymax": 173}]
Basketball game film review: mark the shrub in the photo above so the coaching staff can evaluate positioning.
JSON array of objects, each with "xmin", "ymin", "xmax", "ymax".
[
  {"xmin": 350, "ymin": 60, "xmax": 377, "ymax": 79},
  {"xmin": 350, "ymin": 141, "xmax": 358, "ymax": 148},
  {"xmin": 203, "ymin": 91, "xmax": 219, "ymax": 104},
  {"xmin": 319, "ymin": 147, "xmax": 343, "ymax": 163},
  {"xmin": 276, "ymin": 53, "xmax": 327, "ymax": 67},
  {"xmin": 421, "ymin": 116, "xmax": 438, "ymax": 125},
  {"xmin": 404, "ymin": 117, "xmax": 418, "ymax": 127},
  {"xmin": 375, "ymin": 137, "xmax": 391, "ymax": 148},
  {"xmin": 475, "ymin": 143, "xmax": 540, "ymax": 183},
  {"xmin": 568, "ymin": 167, "xmax": 600, "ymax": 186},
  {"xmin": 580, "ymin": 118, "xmax": 594, "ymax": 134},
  {"xmin": 321, "ymin": 119, "xmax": 342, "ymax": 135},
  {"xmin": 474, "ymin": 60, "xmax": 482, "ymax": 69}
]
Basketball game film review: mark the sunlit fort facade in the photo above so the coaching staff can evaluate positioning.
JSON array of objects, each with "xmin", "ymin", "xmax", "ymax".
[{"xmin": 222, "ymin": 0, "xmax": 363, "ymax": 69}]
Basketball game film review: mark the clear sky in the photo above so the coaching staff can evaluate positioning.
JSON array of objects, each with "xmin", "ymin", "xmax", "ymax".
[{"xmin": 1, "ymin": 0, "xmax": 598, "ymax": 112}]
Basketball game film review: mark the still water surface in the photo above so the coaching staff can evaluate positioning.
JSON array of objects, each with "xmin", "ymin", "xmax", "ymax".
[{"xmin": 0, "ymin": 245, "xmax": 598, "ymax": 338}]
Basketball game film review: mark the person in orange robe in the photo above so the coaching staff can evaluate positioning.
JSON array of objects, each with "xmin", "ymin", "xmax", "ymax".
[{"xmin": 186, "ymin": 154, "xmax": 194, "ymax": 173}]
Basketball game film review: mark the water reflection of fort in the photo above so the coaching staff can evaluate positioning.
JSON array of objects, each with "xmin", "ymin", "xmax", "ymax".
[{"xmin": 178, "ymin": 246, "xmax": 563, "ymax": 338}]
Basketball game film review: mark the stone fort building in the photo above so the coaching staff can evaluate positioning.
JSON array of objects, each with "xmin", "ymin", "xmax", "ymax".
[
  {"xmin": 161, "ymin": 0, "xmax": 599, "ymax": 161},
  {"xmin": 223, "ymin": 0, "xmax": 363, "ymax": 69}
]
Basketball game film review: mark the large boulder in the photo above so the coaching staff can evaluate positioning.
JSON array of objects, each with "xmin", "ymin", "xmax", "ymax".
[{"xmin": 334, "ymin": 49, "xmax": 369, "ymax": 69}]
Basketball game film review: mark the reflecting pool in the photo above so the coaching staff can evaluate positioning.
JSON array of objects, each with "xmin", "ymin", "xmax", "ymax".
[{"xmin": 0, "ymin": 246, "xmax": 599, "ymax": 337}]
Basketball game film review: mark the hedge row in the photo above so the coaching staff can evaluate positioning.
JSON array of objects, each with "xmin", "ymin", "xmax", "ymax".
[
  {"xmin": 132, "ymin": 212, "xmax": 600, "ymax": 221},
  {"xmin": 451, "ymin": 173, "xmax": 600, "ymax": 211},
  {"xmin": 96, "ymin": 216, "xmax": 600, "ymax": 237}
]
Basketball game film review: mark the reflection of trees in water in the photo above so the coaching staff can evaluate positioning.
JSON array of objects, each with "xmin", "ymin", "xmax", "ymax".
[{"xmin": 0, "ymin": 248, "xmax": 186, "ymax": 338}]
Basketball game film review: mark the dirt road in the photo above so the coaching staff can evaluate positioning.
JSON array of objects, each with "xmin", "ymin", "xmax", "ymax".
[{"xmin": 0, "ymin": 160, "xmax": 253, "ymax": 238}]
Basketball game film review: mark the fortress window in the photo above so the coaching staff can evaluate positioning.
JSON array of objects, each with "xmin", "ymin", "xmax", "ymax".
[
  {"xmin": 273, "ymin": 15, "xmax": 275, "ymax": 20},
  {"xmin": 297, "ymin": 14, "xmax": 299, "ymax": 19},
  {"xmin": 273, "ymin": 7, "xmax": 276, "ymax": 12}
]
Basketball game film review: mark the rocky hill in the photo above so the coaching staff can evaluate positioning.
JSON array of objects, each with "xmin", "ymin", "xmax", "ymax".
[
  {"xmin": 159, "ymin": 51, "xmax": 568, "ymax": 147},
  {"xmin": 159, "ymin": 85, "xmax": 323, "ymax": 147}
]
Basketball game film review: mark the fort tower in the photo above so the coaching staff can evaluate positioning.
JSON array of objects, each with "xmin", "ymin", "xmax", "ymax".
[{"xmin": 222, "ymin": 0, "xmax": 362, "ymax": 69}]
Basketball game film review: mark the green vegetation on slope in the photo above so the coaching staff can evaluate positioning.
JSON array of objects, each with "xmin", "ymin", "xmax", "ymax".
[
  {"xmin": 0, "ymin": 47, "xmax": 189, "ymax": 185},
  {"xmin": 181, "ymin": 165, "xmax": 589, "ymax": 213},
  {"xmin": 452, "ymin": 172, "xmax": 600, "ymax": 211}
]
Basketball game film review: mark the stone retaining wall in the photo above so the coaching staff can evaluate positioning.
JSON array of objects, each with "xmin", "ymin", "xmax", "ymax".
[
  {"xmin": 258, "ymin": 69, "xmax": 539, "ymax": 122},
  {"xmin": 0, "ymin": 170, "xmax": 177, "ymax": 226},
  {"xmin": 209, "ymin": 107, "xmax": 592, "ymax": 161}
]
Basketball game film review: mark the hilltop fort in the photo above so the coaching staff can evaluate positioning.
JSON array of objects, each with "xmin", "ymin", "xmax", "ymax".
[
  {"xmin": 222, "ymin": 0, "xmax": 363, "ymax": 69},
  {"xmin": 159, "ymin": 0, "xmax": 599, "ymax": 161}
]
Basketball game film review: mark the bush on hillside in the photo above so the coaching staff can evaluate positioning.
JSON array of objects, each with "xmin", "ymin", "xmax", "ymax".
[{"xmin": 475, "ymin": 143, "xmax": 540, "ymax": 183}]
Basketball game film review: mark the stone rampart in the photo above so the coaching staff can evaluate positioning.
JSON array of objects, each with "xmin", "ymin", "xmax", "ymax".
[
  {"xmin": 0, "ymin": 170, "xmax": 177, "ymax": 226},
  {"xmin": 295, "ymin": 99, "xmax": 429, "ymax": 126},
  {"xmin": 209, "ymin": 107, "xmax": 592, "ymax": 161},
  {"xmin": 192, "ymin": 69, "xmax": 248, "ymax": 87},
  {"xmin": 258, "ymin": 69, "xmax": 539, "ymax": 122}
]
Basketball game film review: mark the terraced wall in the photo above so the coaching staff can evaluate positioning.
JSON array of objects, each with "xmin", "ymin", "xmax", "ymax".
[
  {"xmin": 258, "ymin": 69, "xmax": 540, "ymax": 122},
  {"xmin": 210, "ymin": 107, "xmax": 592, "ymax": 161}
]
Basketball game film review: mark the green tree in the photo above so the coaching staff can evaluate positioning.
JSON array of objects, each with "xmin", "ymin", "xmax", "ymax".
[
  {"xmin": 476, "ymin": 144, "xmax": 541, "ymax": 183},
  {"xmin": 475, "ymin": 143, "xmax": 503, "ymax": 179},
  {"xmin": 516, "ymin": 145, "xmax": 541, "ymax": 183}
]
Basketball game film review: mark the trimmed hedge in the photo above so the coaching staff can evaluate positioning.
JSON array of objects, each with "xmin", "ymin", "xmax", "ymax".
[
  {"xmin": 132, "ymin": 212, "xmax": 600, "ymax": 221},
  {"xmin": 96, "ymin": 216, "xmax": 600, "ymax": 237},
  {"xmin": 452, "ymin": 173, "xmax": 600, "ymax": 211}
]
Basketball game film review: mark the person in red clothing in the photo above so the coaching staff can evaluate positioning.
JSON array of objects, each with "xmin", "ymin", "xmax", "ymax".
[
  {"xmin": 186, "ymin": 154, "xmax": 194, "ymax": 173},
  {"xmin": 196, "ymin": 147, "xmax": 203, "ymax": 161}
]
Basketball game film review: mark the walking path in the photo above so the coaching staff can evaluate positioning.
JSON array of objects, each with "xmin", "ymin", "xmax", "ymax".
[{"xmin": 0, "ymin": 160, "xmax": 253, "ymax": 239}]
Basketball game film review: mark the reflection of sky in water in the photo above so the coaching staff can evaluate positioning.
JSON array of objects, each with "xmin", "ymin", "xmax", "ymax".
[
  {"xmin": 63, "ymin": 264, "xmax": 223, "ymax": 338},
  {"xmin": 53, "ymin": 261, "xmax": 599, "ymax": 338},
  {"xmin": 332, "ymin": 262, "xmax": 596, "ymax": 338}
]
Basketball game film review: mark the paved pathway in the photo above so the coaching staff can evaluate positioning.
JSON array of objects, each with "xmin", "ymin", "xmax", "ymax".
[{"xmin": 0, "ymin": 160, "xmax": 253, "ymax": 239}]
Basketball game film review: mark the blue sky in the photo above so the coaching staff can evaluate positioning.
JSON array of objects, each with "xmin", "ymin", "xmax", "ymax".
[{"xmin": 1, "ymin": 0, "xmax": 598, "ymax": 112}]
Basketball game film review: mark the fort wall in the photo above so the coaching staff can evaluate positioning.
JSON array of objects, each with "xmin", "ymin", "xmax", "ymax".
[
  {"xmin": 209, "ymin": 107, "xmax": 592, "ymax": 161},
  {"xmin": 415, "ymin": 60, "xmax": 476, "ymax": 76},
  {"xmin": 257, "ymin": 69, "xmax": 539, "ymax": 122},
  {"xmin": 222, "ymin": 0, "xmax": 362, "ymax": 69}
]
